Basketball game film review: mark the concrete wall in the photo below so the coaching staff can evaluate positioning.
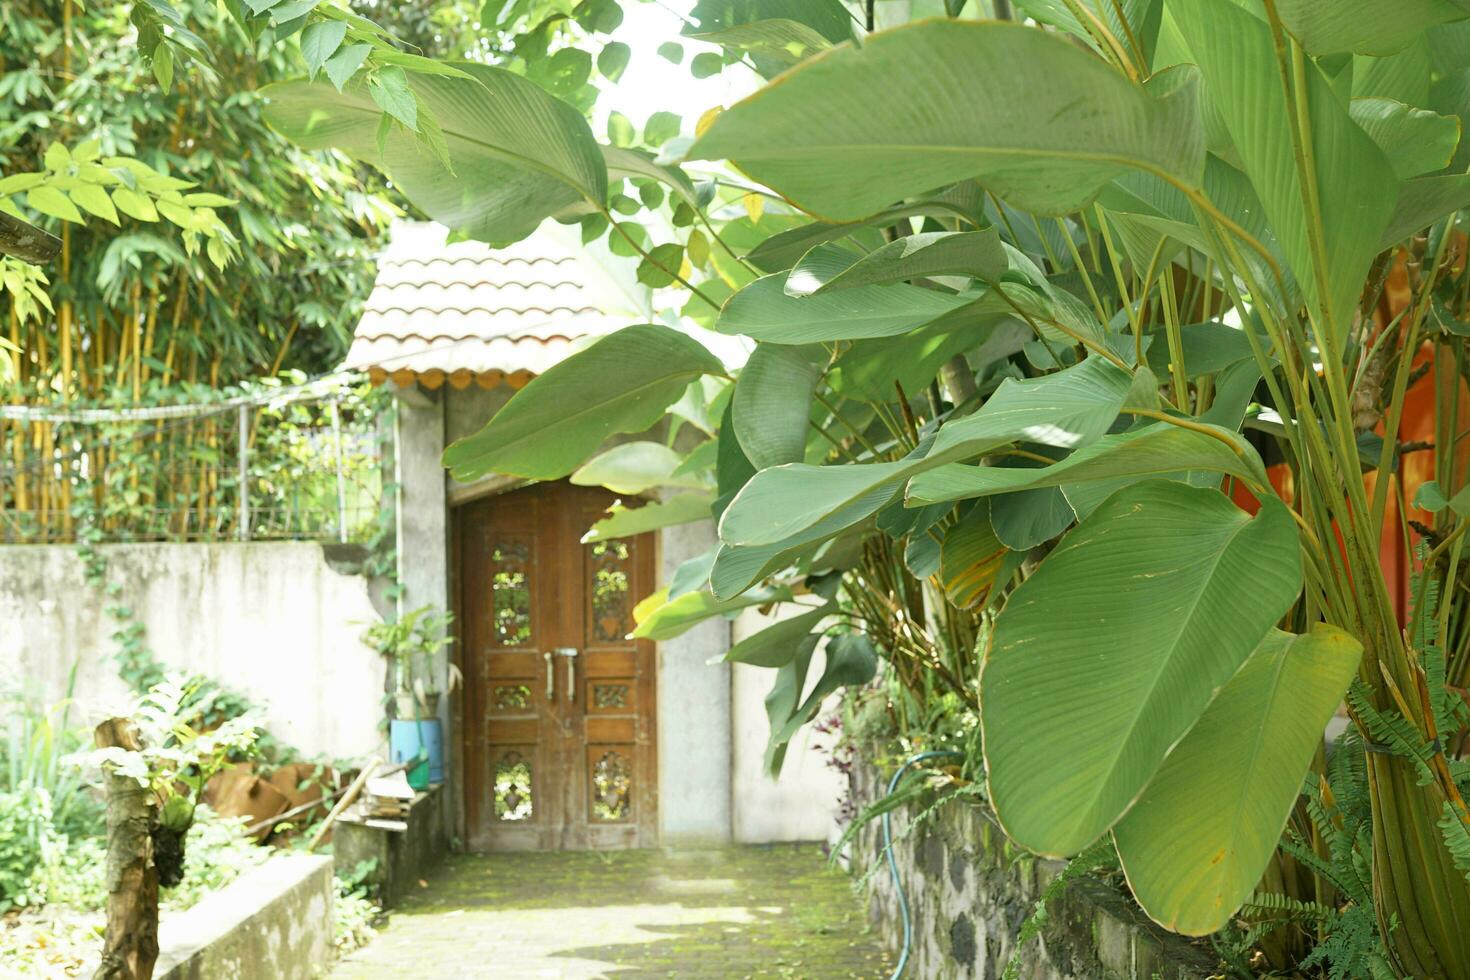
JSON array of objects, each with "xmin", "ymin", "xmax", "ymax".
[
  {"xmin": 730, "ymin": 607, "xmax": 847, "ymax": 844},
  {"xmin": 657, "ymin": 518, "xmax": 733, "ymax": 846},
  {"xmin": 155, "ymin": 853, "xmax": 334, "ymax": 980},
  {"xmin": 0, "ymin": 542, "xmax": 385, "ymax": 761}
]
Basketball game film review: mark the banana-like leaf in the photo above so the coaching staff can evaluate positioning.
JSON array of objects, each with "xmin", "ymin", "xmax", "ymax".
[
  {"xmin": 1169, "ymin": 0, "xmax": 1397, "ymax": 347},
  {"xmin": 717, "ymin": 266, "xmax": 973, "ymax": 343},
  {"xmin": 769, "ymin": 632, "xmax": 878, "ymax": 749},
  {"xmin": 571, "ymin": 441, "xmax": 712, "ymax": 495},
  {"xmin": 1349, "ymin": 98, "xmax": 1461, "ymax": 178},
  {"xmin": 719, "ymin": 356, "xmax": 1134, "ymax": 549},
  {"xmin": 582, "ymin": 492, "xmax": 714, "ymax": 543},
  {"xmin": 263, "ymin": 63, "xmax": 606, "ymax": 245},
  {"xmin": 982, "ymin": 480, "xmax": 1302, "ymax": 857},
  {"xmin": 744, "ymin": 202, "xmax": 978, "ymax": 271},
  {"xmin": 687, "ymin": 19, "xmax": 832, "ymax": 71},
  {"xmin": 1275, "ymin": 0, "xmax": 1469, "ymax": 56},
  {"xmin": 732, "ymin": 343, "xmax": 827, "ymax": 468},
  {"xmin": 442, "ymin": 324, "xmax": 724, "ymax": 482},
  {"xmin": 1011, "ymin": 0, "xmax": 1163, "ymax": 60},
  {"xmin": 940, "ymin": 503, "xmax": 1008, "ymax": 609},
  {"xmin": 632, "ymin": 582, "xmax": 791, "ymax": 641},
  {"xmin": 907, "ymin": 420, "xmax": 1269, "ymax": 505},
  {"xmin": 1143, "ymin": 321, "xmax": 1256, "ymax": 379},
  {"xmin": 602, "ymin": 145, "xmax": 696, "ymax": 203},
  {"xmin": 828, "ymin": 318, "xmax": 1027, "ymax": 404},
  {"xmin": 725, "ymin": 602, "xmax": 833, "ymax": 668},
  {"xmin": 1381, "ymin": 173, "xmax": 1470, "ymax": 247},
  {"xmin": 786, "ymin": 229, "xmax": 1007, "ymax": 296},
  {"xmin": 1114, "ymin": 625, "xmax": 1363, "ymax": 935},
  {"xmin": 989, "ymin": 486, "xmax": 1076, "ymax": 551},
  {"xmin": 687, "ymin": 20, "xmax": 1205, "ymax": 219}
]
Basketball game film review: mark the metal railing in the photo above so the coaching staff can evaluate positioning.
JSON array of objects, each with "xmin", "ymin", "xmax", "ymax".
[{"xmin": 0, "ymin": 375, "xmax": 388, "ymax": 546}]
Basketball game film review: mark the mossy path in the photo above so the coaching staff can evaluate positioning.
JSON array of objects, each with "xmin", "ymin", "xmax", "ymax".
[{"xmin": 332, "ymin": 843, "xmax": 892, "ymax": 978}]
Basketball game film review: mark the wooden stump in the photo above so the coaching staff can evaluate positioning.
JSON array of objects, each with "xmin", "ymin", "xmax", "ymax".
[{"xmin": 93, "ymin": 718, "xmax": 159, "ymax": 980}]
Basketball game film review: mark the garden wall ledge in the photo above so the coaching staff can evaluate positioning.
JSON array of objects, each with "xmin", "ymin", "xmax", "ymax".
[
  {"xmin": 155, "ymin": 853, "xmax": 333, "ymax": 980},
  {"xmin": 850, "ymin": 764, "xmax": 1220, "ymax": 980}
]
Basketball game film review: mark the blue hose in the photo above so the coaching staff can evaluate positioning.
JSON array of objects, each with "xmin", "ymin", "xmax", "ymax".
[{"xmin": 883, "ymin": 750, "xmax": 965, "ymax": 980}]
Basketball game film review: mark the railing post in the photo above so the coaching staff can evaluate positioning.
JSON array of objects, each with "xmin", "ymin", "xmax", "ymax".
[
  {"xmin": 237, "ymin": 404, "xmax": 250, "ymax": 542},
  {"xmin": 330, "ymin": 395, "xmax": 348, "ymax": 544}
]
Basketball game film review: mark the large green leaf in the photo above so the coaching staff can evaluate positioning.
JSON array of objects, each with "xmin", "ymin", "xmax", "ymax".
[
  {"xmin": 724, "ymin": 602, "xmax": 832, "ymax": 668},
  {"xmin": 1381, "ymin": 173, "xmax": 1470, "ymax": 247},
  {"xmin": 442, "ymin": 324, "xmax": 724, "ymax": 482},
  {"xmin": 982, "ymin": 480, "xmax": 1302, "ymax": 857},
  {"xmin": 263, "ymin": 63, "xmax": 606, "ymax": 245},
  {"xmin": 828, "ymin": 319, "xmax": 1027, "ymax": 404},
  {"xmin": 631, "ymin": 582, "xmax": 790, "ymax": 641},
  {"xmin": 940, "ymin": 503, "xmax": 1008, "ymax": 609},
  {"xmin": 688, "ymin": 20, "xmax": 1204, "ymax": 219},
  {"xmin": 1113, "ymin": 626, "xmax": 1363, "ymax": 935},
  {"xmin": 1349, "ymin": 98, "xmax": 1461, "ymax": 178},
  {"xmin": 786, "ymin": 229, "xmax": 1007, "ymax": 296},
  {"xmin": 581, "ymin": 492, "xmax": 714, "ymax": 543},
  {"xmin": 571, "ymin": 441, "xmax": 712, "ymax": 494},
  {"xmin": 1168, "ymin": 0, "xmax": 1397, "ymax": 347},
  {"xmin": 743, "ymin": 202, "xmax": 976, "ymax": 272},
  {"xmin": 718, "ymin": 356, "xmax": 1134, "ymax": 549},
  {"xmin": 685, "ymin": 0, "xmax": 854, "ymax": 43},
  {"xmin": 907, "ymin": 421, "xmax": 1269, "ymax": 505},
  {"xmin": 717, "ymin": 267, "xmax": 973, "ymax": 343},
  {"xmin": 769, "ymin": 632, "xmax": 878, "ymax": 746},
  {"xmin": 687, "ymin": 19, "xmax": 833, "ymax": 72},
  {"xmin": 1143, "ymin": 321, "xmax": 1256, "ymax": 379},
  {"xmin": 731, "ymin": 343, "xmax": 826, "ymax": 468},
  {"xmin": 1275, "ymin": 0, "xmax": 1469, "ymax": 56}
]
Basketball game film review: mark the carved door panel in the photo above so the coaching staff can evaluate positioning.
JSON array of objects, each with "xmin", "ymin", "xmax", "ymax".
[{"xmin": 460, "ymin": 482, "xmax": 657, "ymax": 851}]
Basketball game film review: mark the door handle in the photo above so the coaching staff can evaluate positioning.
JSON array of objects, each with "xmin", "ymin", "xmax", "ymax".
[
  {"xmin": 555, "ymin": 647, "xmax": 579, "ymax": 702},
  {"xmin": 543, "ymin": 651, "xmax": 555, "ymax": 701}
]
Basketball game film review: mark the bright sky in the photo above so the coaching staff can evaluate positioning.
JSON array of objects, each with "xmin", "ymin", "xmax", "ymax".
[{"xmin": 591, "ymin": 1, "xmax": 760, "ymax": 148}]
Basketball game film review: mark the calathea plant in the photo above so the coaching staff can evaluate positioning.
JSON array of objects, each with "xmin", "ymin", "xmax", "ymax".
[{"xmin": 264, "ymin": 0, "xmax": 1470, "ymax": 973}]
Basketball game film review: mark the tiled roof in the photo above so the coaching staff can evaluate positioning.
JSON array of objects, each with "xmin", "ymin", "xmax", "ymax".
[{"xmin": 344, "ymin": 221, "xmax": 635, "ymax": 389}]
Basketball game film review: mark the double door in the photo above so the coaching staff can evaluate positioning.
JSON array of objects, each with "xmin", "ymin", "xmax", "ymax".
[{"xmin": 459, "ymin": 482, "xmax": 657, "ymax": 851}]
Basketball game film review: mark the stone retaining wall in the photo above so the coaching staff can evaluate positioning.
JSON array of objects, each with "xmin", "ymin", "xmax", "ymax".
[{"xmin": 849, "ymin": 764, "xmax": 1219, "ymax": 979}]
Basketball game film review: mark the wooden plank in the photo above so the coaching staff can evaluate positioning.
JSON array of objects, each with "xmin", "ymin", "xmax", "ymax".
[{"xmin": 586, "ymin": 717, "xmax": 636, "ymax": 742}]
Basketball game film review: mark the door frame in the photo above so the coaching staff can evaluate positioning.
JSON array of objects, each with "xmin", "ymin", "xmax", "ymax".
[{"xmin": 450, "ymin": 480, "xmax": 660, "ymax": 851}]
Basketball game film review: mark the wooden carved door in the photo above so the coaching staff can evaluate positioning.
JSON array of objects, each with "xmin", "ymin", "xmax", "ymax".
[{"xmin": 459, "ymin": 482, "xmax": 658, "ymax": 851}]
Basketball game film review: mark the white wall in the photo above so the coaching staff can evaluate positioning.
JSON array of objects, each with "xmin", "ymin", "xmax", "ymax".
[
  {"xmin": 0, "ymin": 542, "xmax": 386, "ymax": 761},
  {"xmin": 730, "ymin": 607, "xmax": 847, "ymax": 844}
]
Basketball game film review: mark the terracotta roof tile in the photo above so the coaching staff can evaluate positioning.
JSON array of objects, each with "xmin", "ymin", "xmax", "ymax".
[{"xmin": 344, "ymin": 222, "xmax": 630, "ymax": 379}]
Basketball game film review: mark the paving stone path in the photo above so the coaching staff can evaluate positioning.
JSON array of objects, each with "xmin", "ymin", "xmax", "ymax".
[{"xmin": 332, "ymin": 844, "xmax": 891, "ymax": 979}]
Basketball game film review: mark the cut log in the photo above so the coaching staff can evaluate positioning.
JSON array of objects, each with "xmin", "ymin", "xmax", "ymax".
[
  {"xmin": 93, "ymin": 717, "xmax": 159, "ymax": 980},
  {"xmin": 0, "ymin": 212, "xmax": 61, "ymax": 264}
]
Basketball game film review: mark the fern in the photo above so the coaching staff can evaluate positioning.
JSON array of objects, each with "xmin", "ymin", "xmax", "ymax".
[
  {"xmin": 1238, "ymin": 727, "xmax": 1390, "ymax": 977},
  {"xmin": 1347, "ymin": 680, "xmax": 1438, "ymax": 785},
  {"xmin": 1441, "ymin": 802, "xmax": 1470, "ymax": 884},
  {"xmin": 1000, "ymin": 837, "xmax": 1117, "ymax": 980}
]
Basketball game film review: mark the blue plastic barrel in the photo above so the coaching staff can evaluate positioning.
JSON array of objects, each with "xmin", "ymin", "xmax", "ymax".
[{"xmin": 389, "ymin": 718, "xmax": 443, "ymax": 788}]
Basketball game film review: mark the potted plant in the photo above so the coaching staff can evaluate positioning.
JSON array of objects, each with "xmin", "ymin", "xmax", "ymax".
[{"xmin": 362, "ymin": 606, "xmax": 458, "ymax": 788}]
